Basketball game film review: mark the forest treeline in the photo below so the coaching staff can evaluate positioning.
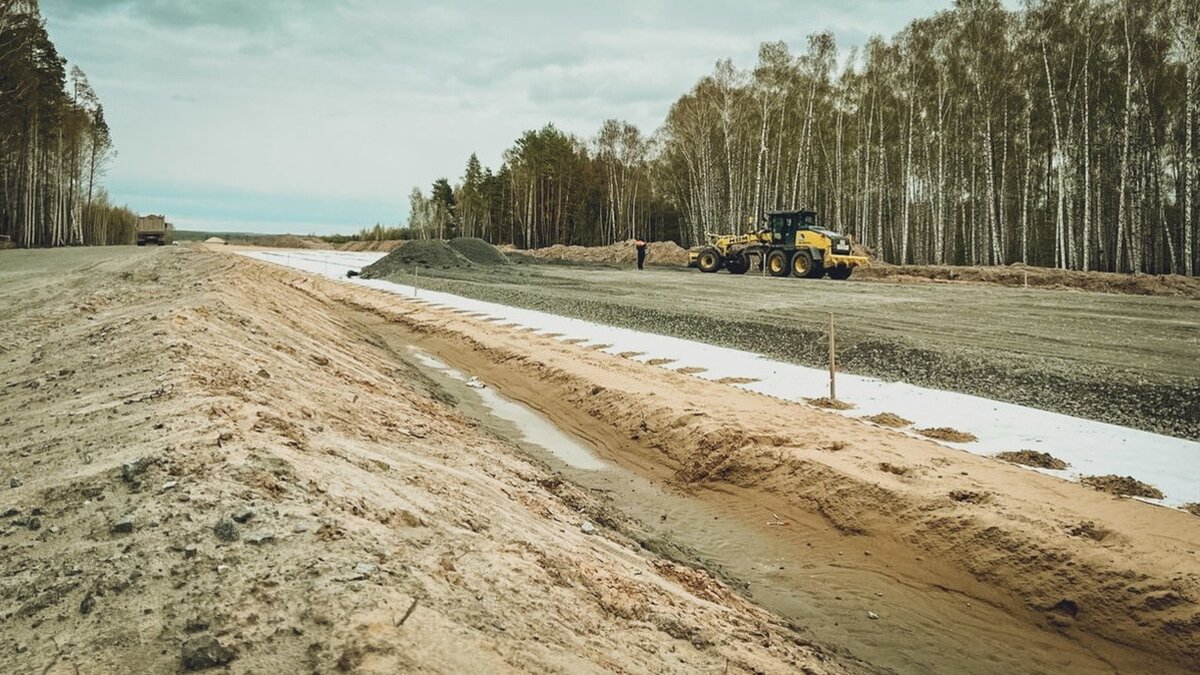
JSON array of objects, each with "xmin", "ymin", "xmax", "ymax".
[
  {"xmin": 408, "ymin": 0, "xmax": 1198, "ymax": 275},
  {"xmin": 0, "ymin": 0, "xmax": 135, "ymax": 248}
]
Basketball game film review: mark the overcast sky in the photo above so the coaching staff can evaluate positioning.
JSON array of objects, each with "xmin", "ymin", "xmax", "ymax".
[{"xmin": 43, "ymin": 0, "xmax": 969, "ymax": 235}]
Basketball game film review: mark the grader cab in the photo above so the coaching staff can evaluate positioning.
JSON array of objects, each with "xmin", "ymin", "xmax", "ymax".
[{"xmin": 687, "ymin": 210, "xmax": 868, "ymax": 280}]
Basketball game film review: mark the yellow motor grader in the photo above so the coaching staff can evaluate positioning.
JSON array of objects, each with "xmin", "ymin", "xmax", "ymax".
[{"xmin": 687, "ymin": 210, "xmax": 868, "ymax": 279}]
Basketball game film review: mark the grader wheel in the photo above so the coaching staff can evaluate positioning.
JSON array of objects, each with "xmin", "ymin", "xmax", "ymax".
[
  {"xmin": 766, "ymin": 250, "xmax": 791, "ymax": 277},
  {"xmin": 792, "ymin": 250, "xmax": 823, "ymax": 279},
  {"xmin": 697, "ymin": 248, "xmax": 722, "ymax": 273}
]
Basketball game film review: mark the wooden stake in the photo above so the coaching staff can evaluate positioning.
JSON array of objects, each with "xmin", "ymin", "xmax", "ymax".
[
  {"xmin": 829, "ymin": 312, "xmax": 837, "ymax": 401},
  {"xmin": 413, "ymin": 265, "xmax": 418, "ymax": 298}
]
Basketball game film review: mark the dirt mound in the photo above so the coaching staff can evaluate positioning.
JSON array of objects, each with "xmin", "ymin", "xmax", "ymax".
[
  {"xmin": 448, "ymin": 237, "xmax": 510, "ymax": 266},
  {"xmin": 514, "ymin": 240, "xmax": 689, "ymax": 266},
  {"xmin": 203, "ymin": 236, "xmax": 227, "ymax": 245},
  {"xmin": 864, "ymin": 412, "xmax": 911, "ymax": 428},
  {"xmin": 1183, "ymin": 504, "xmax": 1200, "ymax": 517},
  {"xmin": 857, "ymin": 263, "xmax": 1200, "ymax": 298},
  {"xmin": 338, "ymin": 239, "xmax": 406, "ymax": 252},
  {"xmin": 1081, "ymin": 475, "xmax": 1165, "ymax": 499},
  {"xmin": 806, "ymin": 397, "xmax": 854, "ymax": 410},
  {"xmin": 361, "ymin": 240, "xmax": 472, "ymax": 277},
  {"xmin": 916, "ymin": 427, "xmax": 978, "ymax": 443},
  {"xmin": 996, "ymin": 450, "xmax": 1068, "ymax": 470}
]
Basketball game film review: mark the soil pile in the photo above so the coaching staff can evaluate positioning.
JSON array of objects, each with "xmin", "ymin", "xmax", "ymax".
[
  {"xmin": 996, "ymin": 450, "xmax": 1069, "ymax": 470},
  {"xmin": 864, "ymin": 412, "xmax": 912, "ymax": 428},
  {"xmin": 337, "ymin": 239, "xmax": 406, "ymax": 252},
  {"xmin": 203, "ymin": 236, "xmax": 227, "ymax": 245},
  {"xmin": 1082, "ymin": 475, "xmax": 1165, "ymax": 499},
  {"xmin": 917, "ymin": 427, "xmax": 978, "ymax": 443},
  {"xmin": 858, "ymin": 263, "xmax": 1200, "ymax": 298},
  {"xmin": 361, "ymin": 240, "xmax": 472, "ymax": 277},
  {"xmin": 448, "ymin": 237, "xmax": 511, "ymax": 266},
  {"xmin": 513, "ymin": 240, "xmax": 690, "ymax": 266}
]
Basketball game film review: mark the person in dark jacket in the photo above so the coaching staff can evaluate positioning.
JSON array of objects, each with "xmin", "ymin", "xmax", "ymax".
[{"xmin": 635, "ymin": 237, "xmax": 647, "ymax": 270}]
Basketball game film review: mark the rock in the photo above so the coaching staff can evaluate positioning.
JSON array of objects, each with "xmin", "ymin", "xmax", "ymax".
[
  {"xmin": 2, "ymin": 507, "xmax": 18, "ymax": 517},
  {"xmin": 352, "ymin": 563, "xmax": 377, "ymax": 579},
  {"xmin": 245, "ymin": 531, "xmax": 275, "ymax": 545},
  {"xmin": 10, "ymin": 477, "xmax": 21, "ymax": 489},
  {"xmin": 161, "ymin": 481, "xmax": 178, "ymax": 492},
  {"xmin": 181, "ymin": 634, "xmax": 235, "ymax": 671},
  {"xmin": 213, "ymin": 518, "xmax": 238, "ymax": 542},
  {"xmin": 867, "ymin": 611, "xmax": 880, "ymax": 620},
  {"xmin": 28, "ymin": 517, "xmax": 40, "ymax": 531},
  {"xmin": 580, "ymin": 521, "xmax": 596, "ymax": 535},
  {"xmin": 122, "ymin": 459, "xmax": 152, "ymax": 483},
  {"xmin": 80, "ymin": 593, "xmax": 96, "ymax": 615},
  {"xmin": 231, "ymin": 507, "xmax": 255, "ymax": 524},
  {"xmin": 292, "ymin": 522, "xmax": 311, "ymax": 534},
  {"xmin": 112, "ymin": 515, "xmax": 135, "ymax": 534},
  {"xmin": 184, "ymin": 544, "xmax": 198, "ymax": 559}
]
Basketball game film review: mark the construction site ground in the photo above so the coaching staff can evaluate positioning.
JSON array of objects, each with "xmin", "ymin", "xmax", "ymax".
[
  {"xmin": 376, "ymin": 258, "xmax": 1200, "ymax": 441},
  {"xmin": 2, "ymin": 245, "xmax": 1198, "ymax": 674}
]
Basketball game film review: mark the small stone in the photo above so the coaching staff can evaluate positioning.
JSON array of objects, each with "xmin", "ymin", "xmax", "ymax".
[
  {"xmin": 181, "ymin": 634, "xmax": 235, "ymax": 671},
  {"xmin": 213, "ymin": 518, "xmax": 238, "ymax": 542},
  {"xmin": 9, "ymin": 477, "xmax": 21, "ymax": 489},
  {"xmin": 27, "ymin": 517, "xmax": 40, "ymax": 531},
  {"xmin": 867, "ymin": 611, "xmax": 880, "ymax": 620},
  {"xmin": 112, "ymin": 515, "xmax": 135, "ymax": 534},
  {"xmin": 80, "ymin": 593, "xmax": 96, "ymax": 615},
  {"xmin": 49, "ymin": 526, "xmax": 60, "ymax": 534},
  {"xmin": 352, "ymin": 563, "xmax": 377, "ymax": 579},
  {"xmin": 580, "ymin": 521, "xmax": 596, "ymax": 535},
  {"xmin": 184, "ymin": 544, "xmax": 198, "ymax": 559},
  {"xmin": 161, "ymin": 481, "xmax": 178, "ymax": 492},
  {"xmin": 231, "ymin": 508, "xmax": 255, "ymax": 524},
  {"xmin": 2, "ymin": 507, "xmax": 19, "ymax": 517},
  {"xmin": 292, "ymin": 522, "xmax": 311, "ymax": 534},
  {"xmin": 256, "ymin": 368, "xmax": 270, "ymax": 379},
  {"xmin": 245, "ymin": 531, "xmax": 275, "ymax": 545},
  {"xmin": 16, "ymin": 643, "xmax": 27, "ymax": 654}
]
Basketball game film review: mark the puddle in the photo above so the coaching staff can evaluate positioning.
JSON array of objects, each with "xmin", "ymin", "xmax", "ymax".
[{"xmin": 410, "ymin": 349, "xmax": 607, "ymax": 471}]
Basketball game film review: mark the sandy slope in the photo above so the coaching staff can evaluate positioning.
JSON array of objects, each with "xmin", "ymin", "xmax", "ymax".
[
  {"xmin": 282, "ymin": 255, "xmax": 1200, "ymax": 672},
  {"xmin": 0, "ymin": 247, "xmax": 845, "ymax": 674}
]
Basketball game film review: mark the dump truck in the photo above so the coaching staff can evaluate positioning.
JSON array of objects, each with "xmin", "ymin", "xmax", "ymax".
[
  {"xmin": 687, "ymin": 210, "xmax": 868, "ymax": 279},
  {"xmin": 135, "ymin": 215, "xmax": 172, "ymax": 246}
]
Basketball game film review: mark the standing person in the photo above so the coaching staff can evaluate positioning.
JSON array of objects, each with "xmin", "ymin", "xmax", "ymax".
[{"xmin": 635, "ymin": 237, "xmax": 647, "ymax": 270}]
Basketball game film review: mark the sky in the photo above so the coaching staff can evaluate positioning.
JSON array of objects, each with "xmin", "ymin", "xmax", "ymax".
[{"xmin": 42, "ymin": 0, "xmax": 970, "ymax": 235}]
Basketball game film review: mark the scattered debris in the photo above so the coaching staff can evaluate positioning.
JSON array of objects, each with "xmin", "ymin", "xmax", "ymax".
[{"xmin": 806, "ymin": 397, "xmax": 855, "ymax": 410}]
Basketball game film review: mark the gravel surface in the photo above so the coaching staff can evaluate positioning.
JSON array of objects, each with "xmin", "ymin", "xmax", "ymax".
[{"xmin": 372, "ymin": 262, "xmax": 1200, "ymax": 441}]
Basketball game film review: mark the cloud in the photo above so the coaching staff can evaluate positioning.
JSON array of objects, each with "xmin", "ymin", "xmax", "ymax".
[{"xmin": 39, "ymin": 0, "xmax": 965, "ymax": 234}]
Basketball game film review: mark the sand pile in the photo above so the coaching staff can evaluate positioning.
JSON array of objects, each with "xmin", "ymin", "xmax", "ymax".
[
  {"xmin": 864, "ymin": 412, "xmax": 912, "ymax": 428},
  {"xmin": 203, "ymin": 237, "xmax": 227, "ymax": 245},
  {"xmin": 996, "ymin": 450, "xmax": 1068, "ymax": 470},
  {"xmin": 337, "ymin": 239, "xmax": 406, "ymax": 252},
  {"xmin": 515, "ymin": 240, "xmax": 689, "ymax": 266},
  {"xmin": 1081, "ymin": 475, "xmax": 1165, "ymax": 499},
  {"xmin": 449, "ymin": 237, "xmax": 511, "ymax": 266}
]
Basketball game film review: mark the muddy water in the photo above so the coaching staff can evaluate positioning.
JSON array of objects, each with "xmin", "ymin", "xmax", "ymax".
[{"xmin": 401, "ymin": 346, "xmax": 1130, "ymax": 675}]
